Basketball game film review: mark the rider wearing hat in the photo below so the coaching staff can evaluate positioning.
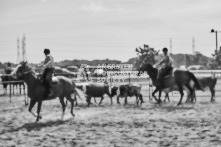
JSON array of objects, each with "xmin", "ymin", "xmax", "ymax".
[
  {"xmin": 156, "ymin": 47, "xmax": 173, "ymax": 85},
  {"xmin": 39, "ymin": 48, "xmax": 55, "ymax": 97}
]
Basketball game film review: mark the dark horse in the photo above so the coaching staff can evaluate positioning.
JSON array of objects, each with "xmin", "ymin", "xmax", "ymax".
[
  {"xmin": 11, "ymin": 62, "xmax": 81, "ymax": 122},
  {"xmin": 138, "ymin": 63, "xmax": 203, "ymax": 106}
]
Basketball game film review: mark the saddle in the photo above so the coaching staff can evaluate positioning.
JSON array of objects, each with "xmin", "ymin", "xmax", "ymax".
[
  {"xmin": 37, "ymin": 74, "xmax": 58, "ymax": 85},
  {"xmin": 161, "ymin": 67, "xmax": 174, "ymax": 78},
  {"xmin": 164, "ymin": 68, "xmax": 173, "ymax": 78}
]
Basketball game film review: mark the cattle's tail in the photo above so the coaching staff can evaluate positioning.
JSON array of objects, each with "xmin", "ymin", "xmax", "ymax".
[{"xmin": 189, "ymin": 71, "xmax": 204, "ymax": 91}]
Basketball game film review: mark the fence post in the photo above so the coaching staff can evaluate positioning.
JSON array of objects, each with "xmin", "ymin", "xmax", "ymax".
[
  {"xmin": 149, "ymin": 83, "xmax": 151, "ymax": 101},
  {"xmin": 9, "ymin": 83, "xmax": 12, "ymax": 103},
  {"xmin": 23, "ymin": 84, "xmax": 28, "ymax": 106}
]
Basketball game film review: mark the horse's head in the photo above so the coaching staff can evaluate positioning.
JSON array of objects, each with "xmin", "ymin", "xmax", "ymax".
[
  {"xmin": 137, "ymin": 63, "xmax": 155, "ymax": 76},
  {"xmin": 11, "ymin": 61, "xmax": 32, "ymax": 79}
]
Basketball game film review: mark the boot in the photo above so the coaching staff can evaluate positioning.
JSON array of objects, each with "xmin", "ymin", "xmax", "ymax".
[{"xmin": 47, "ymin": 82, "xmax": 54, "ymax": 97}]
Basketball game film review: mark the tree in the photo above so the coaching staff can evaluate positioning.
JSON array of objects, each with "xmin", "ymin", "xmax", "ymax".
[
  {"xmin": 193, "ymin": 51, "xmax": 203, "ymax": 65},
  {"xmin": 135, "ymin": 44, "xmax": 158, "ymax": 69}
]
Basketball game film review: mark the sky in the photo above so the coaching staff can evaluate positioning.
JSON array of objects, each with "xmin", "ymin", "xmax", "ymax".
[{"xmin": 0, "ymin": 0, "xmax": 221, "ymax": 63}]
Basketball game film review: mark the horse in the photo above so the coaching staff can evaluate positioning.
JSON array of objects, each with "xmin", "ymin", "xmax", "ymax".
[
  {"xmin": 138, "ymin": 63, "xmax": 203, "ymax": 106},
  {"xmin": 11, "ymin": 62, "xmax": 81, "ymax": 122}
]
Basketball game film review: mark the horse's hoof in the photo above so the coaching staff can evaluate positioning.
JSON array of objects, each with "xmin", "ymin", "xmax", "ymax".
[{"xmin": 177, "ymin": 103, "xmax": 181, "ymax": 106}]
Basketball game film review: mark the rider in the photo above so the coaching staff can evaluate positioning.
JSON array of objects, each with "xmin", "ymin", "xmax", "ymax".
[
  {"xmin": 156, "ymin": 47, "xmax": 173, "ymax": 86},
  {"xmin": 39, "ymin": 48, "xmax": 55, "ymax": 97}
]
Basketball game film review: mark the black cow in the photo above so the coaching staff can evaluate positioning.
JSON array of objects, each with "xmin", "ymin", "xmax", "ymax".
[
  {"xmin": 186, "ymin": 76, "xmax": 217, "ymax": 102},
  {"xmin": 84, "ymin": 83, "xmax": 113, "ymax": 106},
  {"xmin": 111, "ymin": 84, "xmax": 144, "ymax": 106}
]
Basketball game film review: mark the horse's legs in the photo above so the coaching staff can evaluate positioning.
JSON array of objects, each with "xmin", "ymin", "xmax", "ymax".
[
  {"xmin": 158, "ymin": 90, "xmax": 162, "ymax": 104},
  {"xmin": 59, "ymin": 96, "xmax": 66, "ymax": 119},
  {"xmin": 177, "ymin": 84, "xmax": 184, "ymax": 106},
  {"xmin": 185, "ymin": 89, "xmax": 191, "ymax": 103},
  {"xmin": 140, "ymin": 94, "xmax": 144, "ymax": 105},
  {"xmin": 65, "ymin": 95, "xmax": 75, "ymax": 117},
  {"xmin": 36, "ymin": 100, "xmax": 42, "ymax": 122},
  {"xmin": 29, "ymin": 99, "xmax": 37, "ymax": 117},
  {"xmin": 65, "ymin": 99, "xmax": 68, "ymax": 106},
  {"xmin": 98, "ymin": 96, "xmax": 104, "ymax": 105},
  {"xmin": 152, "ymin": 88, "xmax": 159, "ymax": 102},
  {"xmin": 164, "ymin": 93, "xmax": 170, "ymax": 102},
  {"xmin": 192, "ymin": 90, "xmax": 196, "ymax": 103},
  {"xmin": 185, "ymin": 84, "xmax": 194, "ymax": 103},
  {"xmin": 74, "ymin": 94, "xmax": 78, "ymax": 106}
]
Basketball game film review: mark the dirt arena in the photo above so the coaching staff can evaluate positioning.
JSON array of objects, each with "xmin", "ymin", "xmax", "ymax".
[{"xmin": 0, "ymin": 83, "xmax": 221, "ymax": 147}]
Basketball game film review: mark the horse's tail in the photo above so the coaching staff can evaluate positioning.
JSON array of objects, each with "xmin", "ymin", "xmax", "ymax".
[
  {"xmin": 73, "ymin": 87, "xmax": 84, "ymax": 100},
  {"xmin": 71, "ymin": 80, "xmax": 86, "ymax": 100},
  {"xmin": 189, "ymin": 71, "xmax": 204, "ymax": 91}
]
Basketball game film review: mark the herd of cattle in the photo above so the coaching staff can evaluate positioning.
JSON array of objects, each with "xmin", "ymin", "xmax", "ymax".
[
  {"xmin": 73, "ymin": 82, "xmax": 144, "ymax": 106},
  {"xmin": 72, "ymin": 75, "xmax": 217, "ymax": 107}
]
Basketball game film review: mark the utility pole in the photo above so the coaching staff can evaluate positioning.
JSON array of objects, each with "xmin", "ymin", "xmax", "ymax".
[
  {"xmin": 17, "ymin": 38, "xmax": 20, "ymax": 64},
  {"xmin": 22, "ymin": 34, "xmax": 27, "ymax": 62},
  {"xmin": 192, "ymin": 37, "xmax": 195, "ymax": 55},
  {"xmin": 169, "ymin": 38, "xmax": 172, "ymax": 54}
]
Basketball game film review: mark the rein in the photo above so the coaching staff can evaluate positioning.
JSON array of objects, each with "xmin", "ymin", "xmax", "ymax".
[{"xmin": 23, "ymin": 70, "xmax": 34, "ymax": 75}]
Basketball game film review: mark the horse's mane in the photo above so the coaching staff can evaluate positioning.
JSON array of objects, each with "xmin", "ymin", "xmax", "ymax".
[{"xmin": 19, "ymin": 62, "xmax": 38, "ymax": 79}]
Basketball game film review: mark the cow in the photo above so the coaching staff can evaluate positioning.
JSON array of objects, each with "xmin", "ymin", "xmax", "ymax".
[
  {"xmin": 83, "ymin": 82, "xmax": 113, "ymax": 106},
  {"xmin": 111, "ymin": 84, "xmax": 144, "ymax": 106},
  {"xmin": 186, "ymin": 76, "xmax": 217, "ymax": 102}
]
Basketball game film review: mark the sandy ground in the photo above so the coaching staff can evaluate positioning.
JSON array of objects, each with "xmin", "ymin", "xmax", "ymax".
[{"xmin": 1, "ymin": 85, "xmax": 221, "ymax": 147}]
